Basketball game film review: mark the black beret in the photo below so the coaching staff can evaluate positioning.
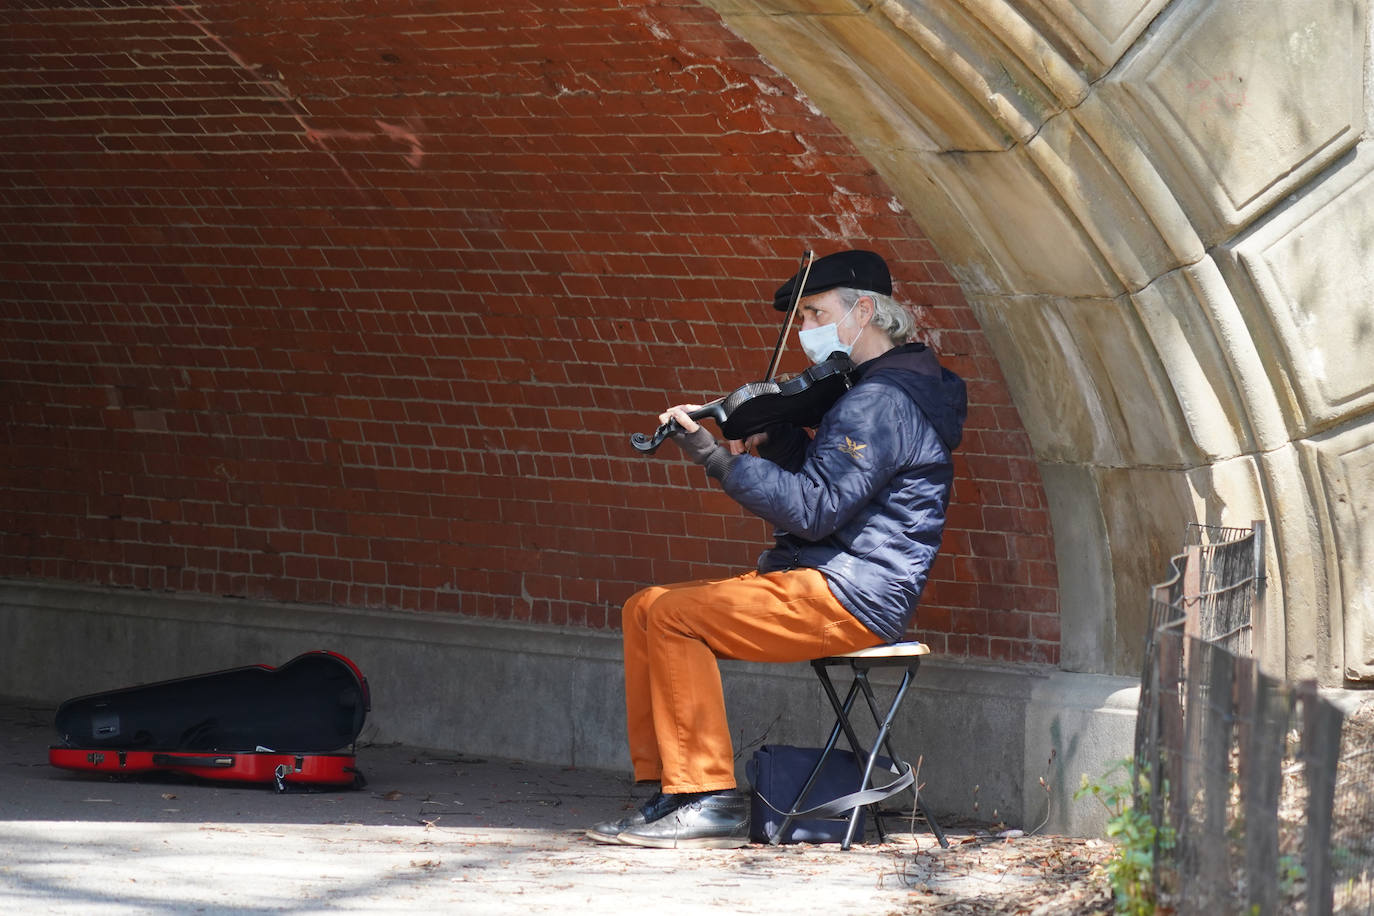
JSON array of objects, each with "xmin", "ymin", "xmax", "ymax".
[{"xmin": 772, "ymin": 249, "xmax": 892, "ymax": 311}]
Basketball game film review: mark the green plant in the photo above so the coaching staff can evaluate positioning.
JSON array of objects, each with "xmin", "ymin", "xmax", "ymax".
[
  {"xmin": 1076, "ymin": 760, "xmax": 1175, "ymax": 916},
  {"xmin": 1276, "ymin": 853, "xmax": 1306, "ymax": 894}
]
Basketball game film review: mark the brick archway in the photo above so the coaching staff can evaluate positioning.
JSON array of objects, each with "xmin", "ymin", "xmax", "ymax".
[
  {"xmin": 0, "ymin": 1, "xmax": 1058, "ymax": 666},
  {"xmin": 1, "ymin": 0, "xmax": 1369, "ymax": 833}
]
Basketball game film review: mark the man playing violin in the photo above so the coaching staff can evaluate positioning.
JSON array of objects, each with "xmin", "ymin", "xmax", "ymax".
[{"xmin": 588, "ymin": 249, "xmax": 967, "ymax": 848}]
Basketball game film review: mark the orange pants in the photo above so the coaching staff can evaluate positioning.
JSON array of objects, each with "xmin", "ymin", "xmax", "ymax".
[{"xmin": 621, "ymin": 568, "xmax": 882, "ymax": 794}]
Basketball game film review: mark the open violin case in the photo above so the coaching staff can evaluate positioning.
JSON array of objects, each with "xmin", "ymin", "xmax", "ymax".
[{"xmin": 48, "ymin": 650, "xmax": 370, "ymax": 791}]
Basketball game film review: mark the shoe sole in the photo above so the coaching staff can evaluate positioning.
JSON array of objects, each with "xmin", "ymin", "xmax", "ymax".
[
  {"xmin": 614, "ymin": 832, "xmax": 750, "ymax": 850},
  {"xmin": 584, "ymin": 827, "xmax": 627, "ymax": 845}
]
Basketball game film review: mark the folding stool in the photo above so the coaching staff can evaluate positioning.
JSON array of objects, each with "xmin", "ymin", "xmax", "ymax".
[{"xmin": 770, "ymin": 641, "xmax": 949, "ymax": 850}]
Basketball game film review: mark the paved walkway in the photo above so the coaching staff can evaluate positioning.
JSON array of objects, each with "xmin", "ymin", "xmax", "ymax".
[{"xmin": 0, "ymin": 702, "xmax": 966, "ymax": 915}]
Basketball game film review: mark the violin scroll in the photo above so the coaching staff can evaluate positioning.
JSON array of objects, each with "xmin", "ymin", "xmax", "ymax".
[{"xmin": 629, "ymin": 423, "xmax": 679, "ymax": 455}]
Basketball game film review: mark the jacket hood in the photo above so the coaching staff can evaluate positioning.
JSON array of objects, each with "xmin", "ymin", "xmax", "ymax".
[{"xmin": 855, "ymin": 342, "xmax": 967, "ymax": 452}]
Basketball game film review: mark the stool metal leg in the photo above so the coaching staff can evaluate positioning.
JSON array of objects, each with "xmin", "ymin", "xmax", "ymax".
[
  {"xmin": 768, "ymin": 681, "xmax": 855, "ymax": 846},
  {"xmin": 853, "ymin": 666, "xmax": 949, "ymax": 849},
  {"xmin": 855, "ymin": 669, "xmax": 915, "ymax": 811},
  {"xmin": 840, "ymin": 667, "xmax": 916, "ymax": 848},
  {"xmin": 811, "ymin": 663, "xmax": 872, "ymax": 848},
  {"xmin": 812, "ymin": 663, "xmax": 903, "ymax": 849}
]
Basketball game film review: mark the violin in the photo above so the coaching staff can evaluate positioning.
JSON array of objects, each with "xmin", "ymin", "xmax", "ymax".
[
  {"xmin": 629, "ymin": 352, "xmax": 855, "ymax": 454},
  {"xmin": 629, "ymin": 249, "xmax": 857, "ymax": 455}
]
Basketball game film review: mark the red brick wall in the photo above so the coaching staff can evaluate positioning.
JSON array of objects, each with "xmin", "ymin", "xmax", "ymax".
[{"xmin": 0, "ymin": 0, "xmax": 1059, "ymax": 665}]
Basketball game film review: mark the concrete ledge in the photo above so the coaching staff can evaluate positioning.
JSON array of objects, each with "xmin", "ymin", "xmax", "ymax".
[{"xmin": 0, "ymin": 579, "xmax": 1136, "ymax": 836}]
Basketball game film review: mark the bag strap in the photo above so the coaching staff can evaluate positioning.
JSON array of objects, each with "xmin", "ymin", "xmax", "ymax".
[{"xmin": 752, "ymin": 759, "xmax": 916, "ymax": 821}]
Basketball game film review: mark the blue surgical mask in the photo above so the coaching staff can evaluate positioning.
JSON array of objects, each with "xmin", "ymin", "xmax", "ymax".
[{"xmin": 798, "ymin": 302, "xmax": 859, "ymax": 364}]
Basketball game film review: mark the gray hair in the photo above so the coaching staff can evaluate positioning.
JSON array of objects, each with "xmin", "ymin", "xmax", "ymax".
[{"xmin": 836, "ymin": 287, "xmax": 916, "ymax": 344}]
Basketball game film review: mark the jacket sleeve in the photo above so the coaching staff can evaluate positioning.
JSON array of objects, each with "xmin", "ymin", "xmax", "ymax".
[{"xmin": 721, "ymin": 383, "xmax": 916, "ymax": 541}]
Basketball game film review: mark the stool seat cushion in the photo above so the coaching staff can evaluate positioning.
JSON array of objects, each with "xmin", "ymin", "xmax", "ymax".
[{"xmin": 823, "ymin": 641, "xmax": 929, "ymax": 661}]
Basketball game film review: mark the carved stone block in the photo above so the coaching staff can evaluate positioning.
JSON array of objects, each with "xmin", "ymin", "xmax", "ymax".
[
  {"xmin": 1014, "ymin": 0, "xmax": 1172, "ymax": 79},
  {"xmin": 872, "ymin": 0, "xmax": 1064, "ymax": 143},
  {"xmin": 970, "ymin": 291, "xmax": 1200, "ymax": 468},
  {"xmin": 1130, "ymin": 264, "xmax": 1254, "ymax": 462},
  {"xmin": 1299, "ymin": 423, "xmax": 1374, "ymax": 680},
  {"xmin": 1029, "ymin": 96, "xmax": 1203, "ymax": 291},
  {"xmin": 897, "ymin": 147, "xmax": 1124, "ymax": 297},
  {"xmin": 702, "ymin": 0, "xmax": 869, "ymax": 15},
  {"xmin": 1100, "ymin": 0, "xmax": 1366, "ymax": 245},
  {"xmin": 1217, "ymin": 143, "xmax": 1374, "ymax": 434},
  {"xmin": 706, "ymin": 0, "xmax": 1011, "ymax": 153}
]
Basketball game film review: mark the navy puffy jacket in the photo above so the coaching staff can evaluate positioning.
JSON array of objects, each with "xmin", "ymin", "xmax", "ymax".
[{"xmin": 721, "ymin": 342, "xmax": 967, "ymax": 642}]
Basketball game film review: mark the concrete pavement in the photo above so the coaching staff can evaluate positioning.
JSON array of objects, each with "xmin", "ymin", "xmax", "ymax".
[{"xmin": 0, "ymin": 701, "xmax": 962, "ymax": 915}]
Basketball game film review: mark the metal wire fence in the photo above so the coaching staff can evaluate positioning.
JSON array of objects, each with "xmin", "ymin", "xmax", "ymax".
[{"xmin": 1134, "ymin": 523, "xmax": 1374, "ymax": 915}]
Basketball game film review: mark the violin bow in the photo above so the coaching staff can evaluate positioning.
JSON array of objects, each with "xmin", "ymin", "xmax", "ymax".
[{"xmin": 763, "ymin": 249, "xmax": 814, "ymax": 381}]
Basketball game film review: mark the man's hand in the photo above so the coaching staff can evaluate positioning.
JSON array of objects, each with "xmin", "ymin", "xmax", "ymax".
[
  {"xmin": 727, "ymin": 431, "xmax": 769, "ymax": 456},
  {"xmin": 661, "ymin": 405, "xmax": 714, "ymax": 462},
  {"xmin": 659, "ymin": 404, "xmax": 702, "ymax": 434},
  {"xmin": 660, "ymin": 404, "xmax": 736, "ymax": 481}
]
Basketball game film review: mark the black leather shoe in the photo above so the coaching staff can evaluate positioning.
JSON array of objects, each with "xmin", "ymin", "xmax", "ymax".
[
  {"xmin": 615, "ymin": 790, "xmax": 750, "ymax": 849},
  {"xmin": 586, "ymin": 790, "xmax": 688, "ymax": 844}
]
